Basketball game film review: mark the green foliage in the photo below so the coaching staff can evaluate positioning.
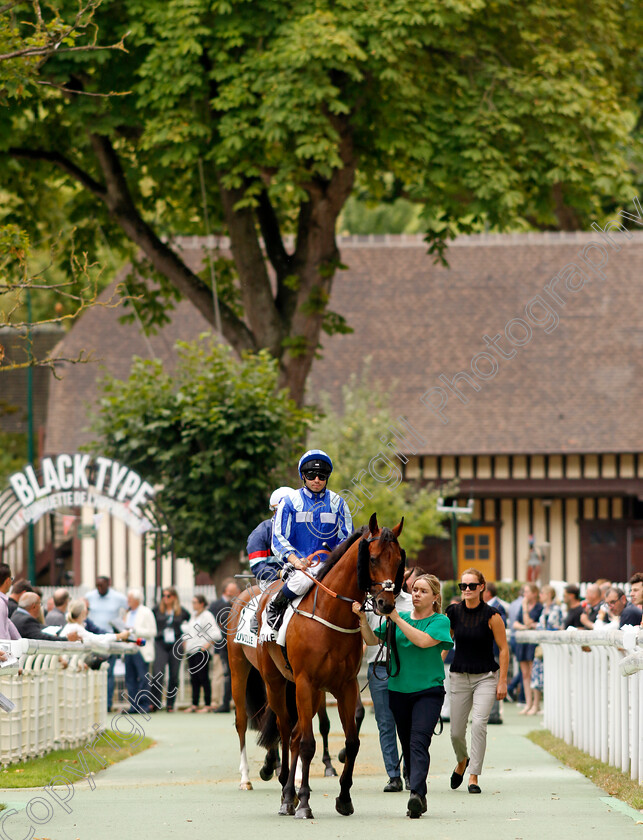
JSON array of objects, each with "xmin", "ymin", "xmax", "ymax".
[
  {"xmin": 339, "ymin": 195, "xmax": 425, "ymax": 236},
  {"xmin": 0, "ymin": 429, "xmax": 29, "ymax": 488},
  {"xmin": 309, "ymin": 367, "xmax": 447, "ymax": 560},
  {"xmin": 1, "ymin": 0, "xmax": 641, "ymax": 352},
  {"xmin": 88, "ymin": 338, "xmax": 311, "ymax": 572}
]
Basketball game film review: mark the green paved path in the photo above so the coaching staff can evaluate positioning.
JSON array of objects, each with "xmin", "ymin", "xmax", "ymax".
[{"xmin": 1, "ymin": 703, "xmax": 641, "ymax": 839}]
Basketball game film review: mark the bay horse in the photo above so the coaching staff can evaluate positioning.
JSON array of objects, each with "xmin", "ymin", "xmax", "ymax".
[
  {"xmin": 256, "ymin": 513, "xmax": 405, "ymax": 819},
  {"xmin": 225, "ymin": 583, "xmax": 340, "ymax": 789}
]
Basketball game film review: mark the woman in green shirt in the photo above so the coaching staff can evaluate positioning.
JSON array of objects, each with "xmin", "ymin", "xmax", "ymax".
[{"xmin": 352, "ymin": 574, "xmax": 453, "ymax": 819}]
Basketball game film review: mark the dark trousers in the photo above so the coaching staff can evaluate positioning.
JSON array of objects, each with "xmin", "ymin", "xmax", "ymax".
[
  {"xmin": 388, "ymin": 688, "xmax": 444, "ymax": 798},
  {"xmin": 125, "ymin": 652, "xmax": 150, "ymax": 712},
  {"xmin": 153, "ymin": 641, "xmax": 181, "ymax": 710},
  {"xmin": 106, "ymin": 655, "xmax": 117, "ymax": 711},
  {"xmin": 218, "ymin": 647, "xmax": 231, "ymax": 709},
  {"xmin": 188, "ymin": 653, "xmax": 212, "ymax": 707}
]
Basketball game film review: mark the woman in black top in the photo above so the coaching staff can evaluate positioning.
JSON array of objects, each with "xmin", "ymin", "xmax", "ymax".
[
  {"xmin": 446, "ymin": 568, "xmax": 508, "ymax": 794},
  {"xmin": 152, "ymin": 587, "xmax": 190, "ymax": 712}
]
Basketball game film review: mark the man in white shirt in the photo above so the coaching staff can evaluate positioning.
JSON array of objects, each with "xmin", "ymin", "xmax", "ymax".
[
  {"xmin": 123, "ymin": 589, "xmax": 157, "ymax": 714},
  {"xmin": 86, "ymin": 577, "xmax": 128, "ymax": 710}
]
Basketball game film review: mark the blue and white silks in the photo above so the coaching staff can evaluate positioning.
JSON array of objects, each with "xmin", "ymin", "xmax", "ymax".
[{"xmin": 272, "ymin": 486, "xmax": 353, "ymax": 597}]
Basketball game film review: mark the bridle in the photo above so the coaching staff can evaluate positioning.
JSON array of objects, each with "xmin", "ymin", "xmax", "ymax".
[{"xmin": 357, "ymin": 534, "xmax": 406, "ymax": 604}]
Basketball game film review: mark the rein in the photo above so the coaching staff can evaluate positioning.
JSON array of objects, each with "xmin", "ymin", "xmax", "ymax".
[{"xmin": 291, "ymin": 534, "xmax": 400, "ymax": 635}]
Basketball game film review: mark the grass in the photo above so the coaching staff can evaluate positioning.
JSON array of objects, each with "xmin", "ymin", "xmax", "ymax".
[
  {"xmin": 528, "ymin": 729, "xmax": 643, "ymax": 812},
  {"xmin": 0, "ymin": 732, "xmax": 154, "ymax": 789}
]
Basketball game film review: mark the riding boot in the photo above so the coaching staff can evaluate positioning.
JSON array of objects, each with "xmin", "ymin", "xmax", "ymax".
[{"xmin": 265, "ymin": 591, "xmax": 291, "ymax": 631}]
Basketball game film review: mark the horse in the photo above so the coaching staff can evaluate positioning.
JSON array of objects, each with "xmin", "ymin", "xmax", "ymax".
[
  {"xmin": 225, "ymin": 583, "xmax": 340, "ymax": 789},
  {"xmin": 256, "ymin": 513, "xmax": 405, "ymax": 819}
]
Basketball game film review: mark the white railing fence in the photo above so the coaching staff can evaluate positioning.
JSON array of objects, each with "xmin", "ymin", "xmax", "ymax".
[
  {"xmin": 0, "ymin": 639, "xmax": 139, "ymax": 766},
  {"xmin": 515, "ymin": 627, "xmax": 643, "ymax": 784}
]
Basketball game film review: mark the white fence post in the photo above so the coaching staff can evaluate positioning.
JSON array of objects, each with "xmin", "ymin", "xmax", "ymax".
[
  {"xmin": 0, "ymin": 638, "xmax": 134, "ymax": 766},
  {"xmin": 515, "ymin": 627, "xmax": 642, "ymax": 784}
]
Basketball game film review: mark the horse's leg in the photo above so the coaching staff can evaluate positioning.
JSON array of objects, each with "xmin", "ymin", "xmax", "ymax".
[
  {"xmin": 264, "ymin": 677, "xmax": 295, "ymax": 815},
  {"xmin": 259, "ymin": 745, "xmax": 280, "ymax": 782},
  {"xmin": 293, "ymin": 679, "xmax": 321, "ymax": 820},
  {"xmin": 335, "ymin": 678, "xmax": 360, "ymax": 816},
  {"xmin": 355, "ymin": 692, "xmax": 365, "ymax": 736},
  {"xmin": 230, "ymin": 648, "xmax": 253, "ymax": 790},
  {"xmin": 317, "ymin": 694, "xmax": 338, "ymax": 777},
  {"xmin": 338, "ymin": 690, "xmax": 364, "ymax": 763}
]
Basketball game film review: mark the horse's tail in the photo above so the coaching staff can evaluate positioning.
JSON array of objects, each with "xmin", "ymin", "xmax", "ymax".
[
  {"xmin": 245, "ymin": 666, "xmax": 267, "ymax": 732},
  {"xmin": 257, "ymin": 681, "xmax": 298, "ymax": 750}
]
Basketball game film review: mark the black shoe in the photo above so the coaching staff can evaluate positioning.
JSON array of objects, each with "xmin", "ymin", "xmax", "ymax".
[
  {"xmin": 265, "ymin": 591, "xmax": 290, "ymax": 631},
  {"xmin": 488, "ymin": 715, "xmax": 503, "ymax": 725},
  {"xmin": 468, "ymin": 783, "xmax": 482, "ymax": 794},
  {"xmin": 404, "ymin": 774, "xmax": 411, "ymax": 791},
  {"xmin": 450, "ymin": 758, "xmax": 470, "ymax": 789},
  {"xmin": 212, "ymin": 705, "xmax": 230, "ymax": 713},
  {"xmin": 383, "ymin": 777, "xmax": 403, "ymax": 792},
  {"xmin": 406, "ymin": 792, "xmax": 427, "ymax": 818}
]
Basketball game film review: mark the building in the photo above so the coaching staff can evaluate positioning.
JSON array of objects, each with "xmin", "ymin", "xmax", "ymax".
[{"xmin": 3, "ymin": 228, "xmax": 643, "ymax": 588}]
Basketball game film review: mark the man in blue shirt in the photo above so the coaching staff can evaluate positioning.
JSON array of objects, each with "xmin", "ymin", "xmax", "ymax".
[
  {"xmin": 265, "ymin": 450, "xmax": 352, "ymax": 630},
  {"xmin": 85, "ymin": 576, "xmax": 127, "ymax": 710}
]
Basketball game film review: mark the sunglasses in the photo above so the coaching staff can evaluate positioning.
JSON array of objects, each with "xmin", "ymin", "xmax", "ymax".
[
  {"xmin": 303, "ymin": 471, "xmax": 329, "ymax": 481},
  {"xmin": 458, "ymin": 582, "xmax": 480, "ymax": 591}
]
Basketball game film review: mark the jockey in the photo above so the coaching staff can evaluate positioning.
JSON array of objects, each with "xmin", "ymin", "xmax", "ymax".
[
  {"xmin": 247, "ymin": 486, "xmax": 295, "ymax": 585},
  {"xmin": 265, "ymin": 450, "xmax": 353, "ymax": 630}
]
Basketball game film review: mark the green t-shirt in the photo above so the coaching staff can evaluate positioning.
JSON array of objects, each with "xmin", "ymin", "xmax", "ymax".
[{"xmin": 373, "ymin": 611, "xmax": 454, "ymax": 694}]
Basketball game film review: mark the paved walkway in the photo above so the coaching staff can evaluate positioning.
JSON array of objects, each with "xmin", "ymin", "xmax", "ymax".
[{"xmin": 1, "ymin": 703, "xmax": 641, "ymax": 839}]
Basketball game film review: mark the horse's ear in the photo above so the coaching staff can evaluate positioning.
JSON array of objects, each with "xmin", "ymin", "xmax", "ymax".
[
  {"xmin": 392, "ymin": 517, "xmax": 404, "ymax": 538},
  {"xmin": 368, "ymin": 512, "xmax": 379, "ymax": 535},
  {"xmin": 394, "ymin": 550, "xmax": 406, "ymax": 595},
  {"xmin": 357, "ymin": 539, "xmax": 372, "ymax": 592}
]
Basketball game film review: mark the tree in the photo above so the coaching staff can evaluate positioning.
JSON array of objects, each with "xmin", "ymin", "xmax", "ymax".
[
  {"xmin": 310, "ymin": 369, "xmax": 452, "ymax": 561},
  {"xmin": 2, "ymin": 1, "xmax": 641, "ymax": 402},
  {"xmin": 87, "ymin": 337, "xmax": 311, "ymax": 573},
  {"xmin": 0, "ymin": 2, "xmax": 127, "ymax": 370}
]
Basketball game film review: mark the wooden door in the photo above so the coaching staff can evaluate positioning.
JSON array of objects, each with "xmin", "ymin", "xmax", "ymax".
[{"xmin": 457, "ymin": 526, "xmax": 496, "ymax": 581}]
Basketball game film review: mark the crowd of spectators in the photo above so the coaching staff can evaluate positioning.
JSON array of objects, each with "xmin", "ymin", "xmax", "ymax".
[
  {"xmin": 0, "ymin": 565, "xmax": 228, "ymax": 713},
  {"xmin": 504, "ymin": 572, "xmax": 643, "ymax": 713},
  {"xmin": 2, "ymin": 561, "xmax": 641, "ymax": 722}
]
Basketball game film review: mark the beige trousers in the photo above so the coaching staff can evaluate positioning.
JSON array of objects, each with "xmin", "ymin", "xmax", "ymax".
[{"xmin": 449, "ymin": 670, "xmax": 498, "ymax": 776}]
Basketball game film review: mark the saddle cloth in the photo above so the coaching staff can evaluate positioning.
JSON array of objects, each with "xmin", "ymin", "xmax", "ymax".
[{"xmin": 257, "ymin": 592, "xmax": 305, "ymax": 646}]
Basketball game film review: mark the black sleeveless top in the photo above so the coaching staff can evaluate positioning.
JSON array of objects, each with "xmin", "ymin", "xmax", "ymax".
[{"xmin": 446, "ymin": 600, "xmax": 499, "ymax": 674}]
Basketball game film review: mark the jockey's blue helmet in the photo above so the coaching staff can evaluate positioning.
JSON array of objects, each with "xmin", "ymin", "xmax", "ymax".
[{"xmin": 298, "ymin": 449, "xmax": 333, "ymax": 478}]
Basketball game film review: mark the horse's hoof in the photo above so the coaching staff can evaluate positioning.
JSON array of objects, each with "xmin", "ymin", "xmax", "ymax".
[
  {"xmin": 259, "ymin": 766, "xmax": 274, "ymax": 781},
  {"xmin": 278, "ymin": 802, "xmax": 295, "ymax": 816},
  {"xmin": 239, "ymin": 781, "xmax": 253, "ymax": 790},
  {"xmin": 294, "ymin": 806, "xmax": 314, "ymax": 820},
  {"xmin": 335, "ymin": 797, "xmax": 354, "ymax": 816},
  {"xmin": 338, "ymin": 748, "xmax": 346, "ymax": 763},
  {"xmin": 324, "ymin": 765, "xmax": 338, "ymax": 777}
]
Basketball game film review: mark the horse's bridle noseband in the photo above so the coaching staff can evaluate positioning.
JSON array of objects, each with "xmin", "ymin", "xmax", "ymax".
[{"xmin": 359, "ymin": 535, "xmax": 404, "ymax": 601}]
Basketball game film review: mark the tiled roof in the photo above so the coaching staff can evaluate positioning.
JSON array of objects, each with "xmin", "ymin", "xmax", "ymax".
[{"xmin": 45, "ymin": 231, "xmax": 643, "ymax": 456}]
